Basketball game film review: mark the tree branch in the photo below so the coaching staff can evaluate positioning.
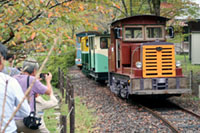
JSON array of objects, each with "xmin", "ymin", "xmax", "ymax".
[
  {"xmin": 25, "ymin": 11, "xmax": 43, "ymax": 25},
  {"xmin": 137, "ymin": 0, "xmax": 146, "ymax": 13},
  {"xmin": 49, "ymin": 0, "xmax": 72, "ymax": 9},
  {"xmin": 16, "ymin": 39, "xmax": 35, "ymax": 45},
  {"xmin": 2, "ymin": 27, "xmax": 15, "ymax": 44},
  {"xmin": 130, "ymin": 0, "xmax": 133, "ymax": 16},
  {"xmin": 0, "ymin": 0, "xmax": 9, "ymax": 7},
  {"xmin": 111, "ymin": 5, "xmax": 128, "ymax": 17},
  {"xmin": 121, "ymin": 0, "xmax": 128, "ymax": 17},
  {"xmin": 148, "ymin": 0, "xmax": 153, "ymax": 14}
]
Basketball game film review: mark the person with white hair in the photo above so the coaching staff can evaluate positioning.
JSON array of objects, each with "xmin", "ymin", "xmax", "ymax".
[{"xmin": 14, "ymin": 58, "xmax": 53, "ymax": 132}]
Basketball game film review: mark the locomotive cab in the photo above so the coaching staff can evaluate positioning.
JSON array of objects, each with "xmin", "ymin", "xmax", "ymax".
[
  {"xmin": 108, "ymin": 15, "xmax": 191, "ymax": 98},
  {"xmin": 78, "ymin": 31, "xmax": 100, "ymax": 75},
  {"xmin": 88, "ymin": 34, "xmax": 110, "ymax": 82}
]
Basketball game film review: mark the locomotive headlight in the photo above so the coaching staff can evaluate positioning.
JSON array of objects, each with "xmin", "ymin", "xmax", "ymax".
[
  {"xmin": 176, "ymin": 60, "xmax": 181, "ymax": 67},
  {"xmin": 136, "ymin": 61, "xmax": 142, "ymax": 69},
  {"xmin": 75, "ymin": 59, "xmax": 81, "ymax": 62}
]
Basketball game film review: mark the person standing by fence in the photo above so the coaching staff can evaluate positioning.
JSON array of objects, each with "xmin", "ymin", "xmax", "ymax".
[
  {"xmin": 14, "ymin": 58, "xmax": 53, "ymax": 132},
  {"xmin": 0, "ymin": 43, "xmax": 31, "ymax": 133}
]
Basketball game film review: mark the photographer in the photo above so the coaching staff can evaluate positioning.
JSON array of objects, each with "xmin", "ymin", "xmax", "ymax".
[{"xmin": 14, "ymin": 58, "xmax": 52, "ymax": 132}]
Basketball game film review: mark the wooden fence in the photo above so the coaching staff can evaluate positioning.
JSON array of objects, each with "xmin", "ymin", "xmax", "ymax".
[{"xmin": 58, "ymin": 68, "xmax": 75, "ymax": 133}]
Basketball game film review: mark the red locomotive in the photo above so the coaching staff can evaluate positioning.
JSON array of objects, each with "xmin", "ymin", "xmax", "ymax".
[{"xmin": 108, "ymin": 15, "xmax": 190, "ymax": 98}]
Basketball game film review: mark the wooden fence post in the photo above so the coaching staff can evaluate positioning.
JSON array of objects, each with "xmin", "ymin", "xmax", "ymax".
[
  {"xmin": 69, "ymin": 82, "xmax": 75, "ymax": 133},
  {"xmin": 65, "ymin": 74, "xmax": 69, "ymax": 104},
  {"xmin": 60, "ymin": 115, "xmax": 67, "ymax": 133},
  {"xmin": 61, "ymin": 71, "xmax": 64, "ymax": 98},
  {"xmin": 66, "ymin": 76, "xmax": 75, "ymax": 133},
  {"xmin": 58, "ymin": 67, "xmax": 61, "ymax": 92}
]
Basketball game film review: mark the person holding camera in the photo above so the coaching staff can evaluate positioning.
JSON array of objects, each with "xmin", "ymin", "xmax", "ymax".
[
  {"xmin": 14, "ymin": 58, "xmax": 52, "ymax": 133},
  {"xmin": 0, "ymin": 44, "xmax": 31, "ymax": 133}
]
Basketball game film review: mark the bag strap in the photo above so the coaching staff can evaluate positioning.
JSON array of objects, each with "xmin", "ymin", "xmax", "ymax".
[{"xmin": 27, "ymin": 76, "xmax": 36, "ymax": 112}]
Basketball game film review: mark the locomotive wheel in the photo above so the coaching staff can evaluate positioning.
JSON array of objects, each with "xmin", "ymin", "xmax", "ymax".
[
  {"xmin": 119, "ymin": 85, "xmax": 129, "ymax": 99},
  {"xmin": 120, "ymin": 88, "xmax": 127, "ymax": 98}
]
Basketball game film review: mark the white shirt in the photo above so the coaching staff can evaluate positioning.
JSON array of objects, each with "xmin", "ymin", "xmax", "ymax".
[
  {"xmin": 36, "ymin": 93, "xmax": 58, "ymax": 112},
  {"xmin": 0, "ymin": 72, "xmax": 30, "ymax": 133}
]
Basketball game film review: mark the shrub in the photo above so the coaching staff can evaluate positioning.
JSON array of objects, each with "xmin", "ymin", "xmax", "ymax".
[{"xmin": 36, "ymin": 45, "xmax": 75, "ymax": 87}]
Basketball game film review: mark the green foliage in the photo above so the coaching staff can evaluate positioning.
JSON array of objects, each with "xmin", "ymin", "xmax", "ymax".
[
  {"xmin": 36, "ymin": 45, "xmax": 75, "ymax": 87},
  {"xmin": 175, "ymin": 55, "xmax": 200, "ymax": 74}
]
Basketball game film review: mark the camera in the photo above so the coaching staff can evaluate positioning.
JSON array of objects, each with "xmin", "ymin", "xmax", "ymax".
[{"xmin": 39, "ymin": 73, "xmax": 48, "ymax": 80}]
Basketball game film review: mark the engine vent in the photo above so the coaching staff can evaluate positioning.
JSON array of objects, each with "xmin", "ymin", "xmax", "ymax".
[{"xmin": 142, "ymin": 45, "xmax": 176, "ymax": 78}]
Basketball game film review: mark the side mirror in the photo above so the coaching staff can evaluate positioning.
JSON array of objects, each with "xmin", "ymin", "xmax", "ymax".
[
  {"xmin": 168, "ymin": 26, "xmax": 174, "ymax": 38},
  {"xmin": 114, "ymin": 28, "xmax": 121, "ymax": 39}
]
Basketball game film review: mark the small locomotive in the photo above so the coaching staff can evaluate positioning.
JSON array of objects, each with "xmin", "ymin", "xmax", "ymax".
[
  {"xmin": 76, "ymin": 15, "xmax": 191, "ymax": 98},
  {"xmin": 75, "ymin": 31, "xmax": 99, "ymax": 69},
  {"xmin": 108, "ymin": 15, "xmax": 190, "ymax": 98},
  {"xmin": 81, "ymin": 32, "xmax": 110, "ymax": 82}
]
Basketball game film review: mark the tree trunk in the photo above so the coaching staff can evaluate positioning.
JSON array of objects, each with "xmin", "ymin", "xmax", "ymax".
[
  {"xmin": 152, "ymin": 0, "xmax": 160, "ymax": 16},
  {"xmin": 130, "ymin": 0, "xmax": 133, "ymax": 16}
]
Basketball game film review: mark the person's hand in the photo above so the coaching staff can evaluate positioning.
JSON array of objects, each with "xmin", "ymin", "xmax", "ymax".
[{"xmin": 45, "ymin": 72, "xmax": 52, "ymax": 82}]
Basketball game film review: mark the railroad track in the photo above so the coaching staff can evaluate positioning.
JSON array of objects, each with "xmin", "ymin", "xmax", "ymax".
[
  {"xmin": 69, "ymin": 67, "xmax": 200, "ymax": 132},
  {"xmin": 139, "ymin": 100, "xmax": 200, "ymax": 133}
]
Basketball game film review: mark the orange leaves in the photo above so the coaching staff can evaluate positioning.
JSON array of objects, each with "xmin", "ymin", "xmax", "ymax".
[
  {"xmin": 112, "ymin": 2, "xmax": 121, "ymax": 9},
  {"xmin": 65, "ymin": 34, "xmax": 71, "ymax": 39},
  {"xmin": 84, "ymin": 18, "xmax": 91, "ymax": 26},
  {"xmin": 35, "ymin": 42, "xmax": 46, "ymax": 52},
  {"xmin": 97, "ymin": 6, "xmax": 106, "ymax": 14},
  {"xmin": 79, "ymin": 4, "xmax": 84, "ymax": 11},
  {"xmin": 40, "ymin": 0, "xmax": 43, "ymax": 4},
  {"xmin": 63, "ymin": 1, "xmax": 73, "ymax": 7},
  {"xmin": 93, "ymin": 26, "xmax": 98, "ymax": 31},
  {"xmin": 31, "ymin": 32, "xmax": 36, "ymax": 40},
  {"xmin": 111, "ymin": 14, "xmax": 115, "ymax": 19},
  {"xmin": 48, "ymin": 12, "xmax": 53, "ymax": 18},
  {"xmin": 12, "ymin": 41, "xmax": 16, "ymax": 46}
]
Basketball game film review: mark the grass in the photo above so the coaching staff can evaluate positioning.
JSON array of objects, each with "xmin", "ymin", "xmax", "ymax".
[
  {"xmin": 59, "ymin": 97, "xmax": 98, "ymax": 133},
  {"xmin": 73, "ymin": 97, "xmax": 98, "ymax": 133},
  {"xmin": 175, "ymin": 54, "xmax": 200, "ymax": 74},
  {"xmin": 43, "ymin": 89, "xmax": 97, "ymax": 132},
  {"xmin": 42, "ymin": 88, "xmax": 60, "ymax": 133},
  {"xmin": 44, "ymin": 108, "xmax": 59, "ymax": 133}
]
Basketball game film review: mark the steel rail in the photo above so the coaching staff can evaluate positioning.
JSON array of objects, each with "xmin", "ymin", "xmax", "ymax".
[
  {"xmin": 171, "ymin": 102, "xmax": 200, "ymax": 120},
  {"xmin": 139, "ymin": 104, "xmax": 180, "ymax": 133}
]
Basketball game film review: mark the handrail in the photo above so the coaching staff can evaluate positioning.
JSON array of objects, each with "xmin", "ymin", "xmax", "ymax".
[{"xmin": 131, "ymin": 46, "xmax": 141, "ymax": 76}]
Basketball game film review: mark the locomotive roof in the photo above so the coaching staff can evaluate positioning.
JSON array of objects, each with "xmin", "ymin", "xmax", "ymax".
[
  {"xmin": 89, "ymin": 34, "xmax": 110, "ymax": 37},
  {"xmin": 76, "ymin": 31, "xmax": 100, "ymax": 37},
  {"xmin": 111, "ymin": 15, "xmax": 169, "ymax": 26}
]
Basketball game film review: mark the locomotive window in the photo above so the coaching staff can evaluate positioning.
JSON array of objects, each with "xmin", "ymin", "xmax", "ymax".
[
  {"xmin": 100, "ymin": 37, "xmax": 109, "ymax": 49},
  {"xmin": 125, "ymin": 27, "xmax": 143, "ymax": 40},
  {"xmin": 146, "ymin": 27, "xmax": 163, "ymax": 39},
  {"xmin": 86, "ymin": 39, "xmax": 89, "ymax": 47},
  {"xmin": 89, "ymin": 37, "xmax": 94, "ymax": 49}
]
